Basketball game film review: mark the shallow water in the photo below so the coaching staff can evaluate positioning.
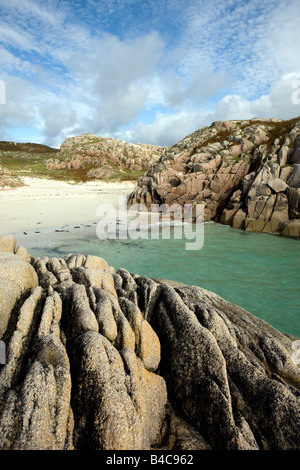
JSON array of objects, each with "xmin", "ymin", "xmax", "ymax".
[{"xmin": 14, "ymin": 221, "xmax": 300, "ymax": 338}]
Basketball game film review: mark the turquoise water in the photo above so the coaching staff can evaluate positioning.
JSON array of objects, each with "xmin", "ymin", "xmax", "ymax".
[{"xmin": 19, "ymin": 222, "xmax": 300, "ymax": 338}]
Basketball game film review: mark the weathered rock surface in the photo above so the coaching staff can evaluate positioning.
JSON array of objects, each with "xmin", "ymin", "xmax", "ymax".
[
  {"xmin": 0, "ymin": 236, "xmax": 299, "ymax": 450},
  {"xmin": 128, "ymin": 117, "xmax": 300, "ymax": 237},
  {"xmin": 46, "ymin": 134, "xmax": 164, "ymax": 180},
  {"xmin": 0, "ymin": 239, "xmax": 38, "ymax": 340},
  {"xmin": 0, "ymin": 165, "xmax": 24, "ymax": 189}
]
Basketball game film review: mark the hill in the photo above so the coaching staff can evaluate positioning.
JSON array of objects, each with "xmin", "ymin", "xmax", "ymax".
[
  {"xmin": 46, "ymin": 134, "xmax": 164, "ymax": 181},
  {"xmin": 0, "ymin": 141, "xmax": 58, "ymax": 184},
  {"xmin": 0, "ymin": 135, "xmax": 164, "ymax": 184}
]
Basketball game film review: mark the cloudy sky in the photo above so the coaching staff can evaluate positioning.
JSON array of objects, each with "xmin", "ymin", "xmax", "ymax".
[{"xmin": 0, "ymin": 0, "xmax": 300, "ymax": 148}]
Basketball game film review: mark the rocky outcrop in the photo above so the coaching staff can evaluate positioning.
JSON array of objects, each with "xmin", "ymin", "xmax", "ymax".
[
  {"xmin": 0, "ymin": 236, "xmax": 38, "ymax": 340},
  {"xmin": 128, "ymin": 117, "xmax": 300, "ymax": 237},
  {"xmin": 46, "ymin": 134, "xmax": 164, "ymax": 180},
  {"xmin": 0, "ymin": 236, "xmax": 299, "ymax": 450},
  {"xmin": 0, "ymin": 165, "xmax": 24, "ymax": 189}
]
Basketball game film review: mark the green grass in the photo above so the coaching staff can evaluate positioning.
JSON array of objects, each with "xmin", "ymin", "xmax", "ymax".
[
  {"xmin": 0, "ymin": 138, "xmax": 145, "ymax": 183},
  {"xmin": 0, "ymin": 150, "xmax": 144, "ymax": 183},
  {"xmin": 0, "ymin": 151, "xmax": 58, "ymax": 177},
  {"xmin": 249, "ymin": 117, "xmax": 300, "ymax": 152},
  {"xmin": 2, "ymin": 117, "xmax": 299, "ymax": 184}
]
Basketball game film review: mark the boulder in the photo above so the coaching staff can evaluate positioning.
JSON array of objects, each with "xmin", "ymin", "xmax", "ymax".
[
  {"xmin": 289, "ymin": 135, "xmax": 300, "ymax": 164},
  {"xmin": 287, "ymin": 164, "xmax": 300, "ymax": 189},
  {"xmin": 0, "ymin": 166, "xmax": 24, "ymax": 189},
  {"xmin": 232, "ymin": 208, "xmax": 246, "ymax": 229},
  {"xmin": 0, "ymin": 247, "xmax": 299, "ymax": 450},
  {"xmin": 278, "ymin": 145, "xmax": 291, "ymax": 166},
  {"xmin": 267, "ymin": 178, "xmax": 288, "ymax": 193},
  {"xmin": 68, "ymin": 332, "xmax": 167, "ymax": 450},
  {"xmin": 290, "ymin": 149, "xmax": 300, "ymax": 164},
  {"xmin": 279, "ymin": 219, "xmax": 300, "ymax": 237},
  {"xmin": 280, "ymin": 166, "xmax": 293, "ymax": 182},
  {"xmin": 146, "ymin": 282, "xmax": 300, "ymax": 450},
  {"xmin": 0, "ymin": 235, "xmax": 16, "ymax": 253},
  {"xmin": 0, "ymin": 251, "xmax": 39, "ymax": 338},
  {"xmin": 15, "ymin": 245, "xmax": 31, "ymax": 263},
  {"xmin": 286, "ymin": 187, "xmax": 300, "ymax": 219}
]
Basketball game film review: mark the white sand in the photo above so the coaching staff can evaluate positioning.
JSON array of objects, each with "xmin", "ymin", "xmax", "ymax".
[{"xmin": 0, "ymin": 177, "xmax": 136, "ymax": 236}]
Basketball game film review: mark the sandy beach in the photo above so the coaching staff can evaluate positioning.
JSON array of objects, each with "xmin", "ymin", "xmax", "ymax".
[{"xmin": 0, "ymin": 177, "xmax": 136, "ymax": 236}]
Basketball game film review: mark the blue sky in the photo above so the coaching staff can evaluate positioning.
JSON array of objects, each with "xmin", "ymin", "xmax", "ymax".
[{"xmin": 0, "ymin": 0, "xmax": 300, "ymax": 148}]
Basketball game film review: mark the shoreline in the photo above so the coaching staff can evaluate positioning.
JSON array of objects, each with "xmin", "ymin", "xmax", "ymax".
[{"xmin": 0, "ymin": 177, "xmax": 136, "ymax": 236}]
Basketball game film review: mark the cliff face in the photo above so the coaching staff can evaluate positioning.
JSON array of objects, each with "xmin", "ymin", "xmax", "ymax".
[
  {"xmin": 46, "ymin": 134, "xmax": 164, "ymax": 180},
  {"xmin": 128, "ymin": 117, "xmax": 300, "ymax": 237},
  {"xmin": 0, "ymin": 235, "xmax": 299, "ymax": 450}
]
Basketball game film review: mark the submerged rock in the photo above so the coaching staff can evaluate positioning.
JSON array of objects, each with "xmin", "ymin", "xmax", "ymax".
[{"xmin": 0, "ymin": 236, "xmax": 299, "ymax": 450}]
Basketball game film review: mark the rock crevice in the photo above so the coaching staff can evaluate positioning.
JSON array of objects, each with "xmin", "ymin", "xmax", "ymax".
[{"xmin": 0, "ymin": 237, "xmax": 299, "ymax": 450}]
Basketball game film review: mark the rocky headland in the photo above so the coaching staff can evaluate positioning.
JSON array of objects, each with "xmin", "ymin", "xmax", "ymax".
[
  {"xmin": 128, "ymin": 117, "xmax": 300, "ymax": 238},
  {"xmin": 0, "ymin": 234, "xmax": 299, "ymax": 450},
  {"xmin": 0, "ymin": 135, "xmax": 164, "ymax": 184},
  {"xmin": 46, "ymin": 134, "xmax": 165, "ymax": 180}
]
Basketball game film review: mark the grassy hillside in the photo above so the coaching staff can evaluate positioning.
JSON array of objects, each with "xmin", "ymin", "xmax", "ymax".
[{"xmin": 0, "ymin": 141, "xmax": 145, "ymax": 183}]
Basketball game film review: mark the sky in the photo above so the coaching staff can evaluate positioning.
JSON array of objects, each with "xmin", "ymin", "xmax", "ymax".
[{"xmin": 0, "ymin": 0, "xmax": 300, "ymax": 148}]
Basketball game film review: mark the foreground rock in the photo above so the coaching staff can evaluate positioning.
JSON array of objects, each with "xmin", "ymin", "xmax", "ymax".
[
  {"xmin": 0, "ymin": 236, "xmax": 38, "ymax": 339},
  {"xmin": 0, "ymin": 236, "xmax": 299, "ymax": 450},
  {"xmin": 128, "ymin": 117, "xmax": 300, "ymax": 237}
]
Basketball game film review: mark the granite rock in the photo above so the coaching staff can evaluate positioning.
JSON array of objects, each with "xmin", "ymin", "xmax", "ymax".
[
  {"xmin": 128, "ymin": 119, "xmax": 300, "ymax": 237},
  {"xmin": 0, "ymin": 238, "xmax": 299, "ymax": 450}
]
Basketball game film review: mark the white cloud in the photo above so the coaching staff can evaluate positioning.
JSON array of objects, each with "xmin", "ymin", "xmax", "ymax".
[
  {"xmin": 0, "ymin": 0, "xmax": 299, "ymax": 148},
  {"xmin": 126, "ymin": 72, "xmax": 300, "ymax": 147},
  {"xmin": 130, "ymin": 110, "xmax": 207, "ymax": 146},
  {"xmin": 0, "ymin": 0, "xmax": 65, "ymax": 26},
  {"xmin": 0, "ymin": 24, "xmax": 34, "ymax": 51},
  {"xmin": 209, "ymin": 72, "xmax": 300, "ymax": 123}
]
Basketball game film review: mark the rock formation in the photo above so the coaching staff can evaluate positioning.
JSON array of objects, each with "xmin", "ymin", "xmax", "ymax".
[
  {"xmin": 0, "ymin": 165, "xmax": 24, "ymax": 189},
  {"xmin": 0, "ymin": 235, "xmax": 299, "ymax": 450},
  {"xmin": 46, "ymin": 134, "xmax": 164, "ymax": 179},
  {"xmin": 128, "ymin": 117, "xmax": 300, "ymax": 237}
]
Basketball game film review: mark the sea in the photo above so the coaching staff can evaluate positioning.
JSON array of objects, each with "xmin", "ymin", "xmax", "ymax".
[{"xmin": 13, "ymin": 214, "xmax": 300, "ymax": 339}]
